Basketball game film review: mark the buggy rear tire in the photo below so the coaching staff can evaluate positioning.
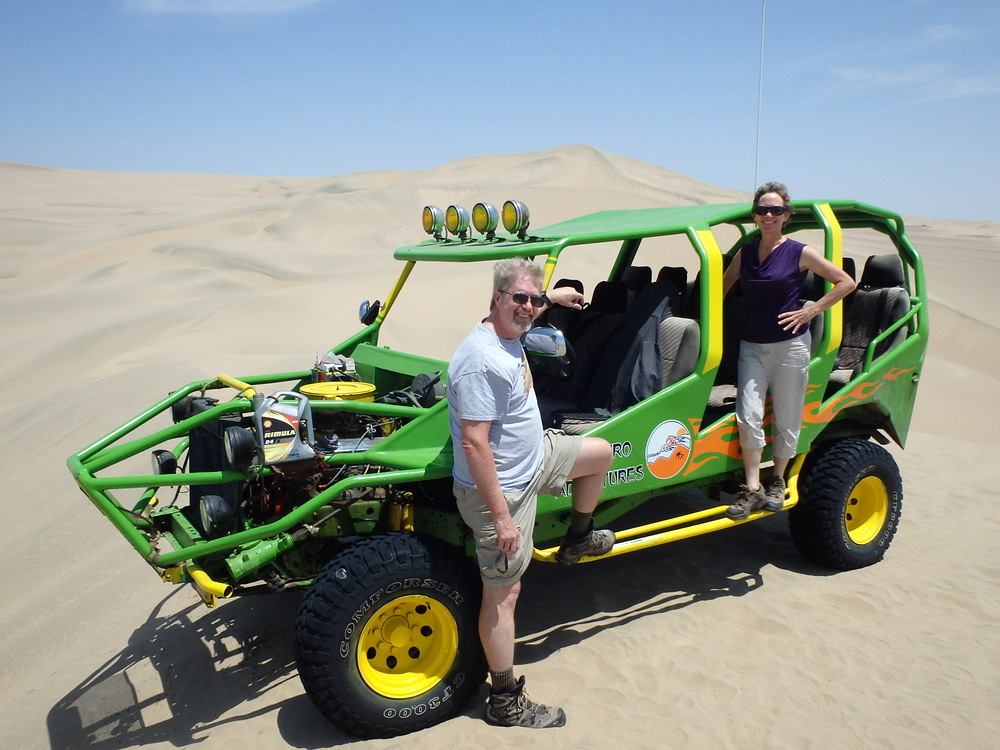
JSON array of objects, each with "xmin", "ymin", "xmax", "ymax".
[
  {"xmin": 790, "ymin": 438, "xmax": 902, "ymax": 570},
  {"xmin": 295, "ymin": 533, "xmax": 486, "ymax": 738}
]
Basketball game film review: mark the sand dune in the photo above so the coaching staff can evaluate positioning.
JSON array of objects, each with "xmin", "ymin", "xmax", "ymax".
[{"xmin": 1, "ymin": 145, "xmax": 997, "ymax": 749}]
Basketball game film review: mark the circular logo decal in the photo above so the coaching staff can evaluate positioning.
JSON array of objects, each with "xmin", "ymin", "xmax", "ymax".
[{"xmin": 645, "ymin": 420, "xmax": 692, "ymax": 480}]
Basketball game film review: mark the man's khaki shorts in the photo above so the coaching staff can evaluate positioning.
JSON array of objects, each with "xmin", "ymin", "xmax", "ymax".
[{"xmin": 454, "ymin": 429, "xmax": 582, "ymax": 588}]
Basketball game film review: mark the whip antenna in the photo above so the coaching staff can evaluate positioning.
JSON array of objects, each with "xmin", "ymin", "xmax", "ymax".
[{"xmin": 754, "ymin": 0, "xmax": 766, "ymax": 189}]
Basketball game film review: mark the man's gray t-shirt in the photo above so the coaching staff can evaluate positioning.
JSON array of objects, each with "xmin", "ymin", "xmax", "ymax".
[{"xmin": 448, "ymin": 323, "xmax": 544, "ymax": 491}]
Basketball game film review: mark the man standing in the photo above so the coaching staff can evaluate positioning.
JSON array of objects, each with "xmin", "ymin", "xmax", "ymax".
[{"xmin": 448, "ymin": 258, "xmax": 615, "ymax": 728}]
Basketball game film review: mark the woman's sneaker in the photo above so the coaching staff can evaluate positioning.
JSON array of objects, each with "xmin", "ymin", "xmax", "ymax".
[
  {"xmin": 485, "ymin": 676, "xmax": 567, "ymax": 728},
  {"xmin": 725, "ymin": 484, "xmax": 766, "ymax": 519},
  {"xmin": 554, "ymin": 524, "xmax": 615, "ymax": 565},
  {"xmin": 763, "ymin": 476, "xmax": 786, "ymax": 512}
]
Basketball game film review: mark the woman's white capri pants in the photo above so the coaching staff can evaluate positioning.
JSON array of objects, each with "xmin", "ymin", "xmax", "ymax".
[{"xmin": 735, "ymin": 332, "xmax": 811, "ymax": 460}]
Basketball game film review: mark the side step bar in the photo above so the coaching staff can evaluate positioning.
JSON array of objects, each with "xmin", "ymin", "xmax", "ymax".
[{"xmin": 533, "ymin": 454, "xmax": 806, "ymax": 564}]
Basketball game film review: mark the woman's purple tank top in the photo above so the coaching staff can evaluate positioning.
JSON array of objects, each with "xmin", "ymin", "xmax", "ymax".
[{"xmin": 739, "ymin": 238, "xmax": 808, "ymax": 343}]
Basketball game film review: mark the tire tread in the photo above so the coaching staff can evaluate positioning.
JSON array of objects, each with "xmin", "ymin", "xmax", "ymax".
[
  {"xmin": 295, "ymin": 533, "xmax": 484, "ymax": 738},
  {"xmin": 790, "ymin": 438, "xmax": 903, "ymax": 570}
]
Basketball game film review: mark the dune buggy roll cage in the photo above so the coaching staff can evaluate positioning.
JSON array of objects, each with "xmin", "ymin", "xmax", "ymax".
[{"xmin": 67, "ymin": 200, "xmax": 927, "ymax": 604}]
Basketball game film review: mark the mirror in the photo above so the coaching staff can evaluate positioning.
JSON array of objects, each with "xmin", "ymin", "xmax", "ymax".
[
  {"xmin": 521, "ymin": 325, "xmax": 567, "ymax": 357},
  {"xmin": 359, "ymin": 299, "xmax": 381, "ymax": 326}
]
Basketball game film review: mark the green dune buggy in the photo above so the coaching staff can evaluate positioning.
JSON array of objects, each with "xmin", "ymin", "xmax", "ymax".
[{"xmin": 68, "ymin": 198, "xmax": 927, "ymax": 737}]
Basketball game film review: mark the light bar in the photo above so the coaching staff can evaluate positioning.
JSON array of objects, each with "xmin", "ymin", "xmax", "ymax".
[{"xmin": 425, "ymin": 200, "xmax": 531, "ymax": 240}]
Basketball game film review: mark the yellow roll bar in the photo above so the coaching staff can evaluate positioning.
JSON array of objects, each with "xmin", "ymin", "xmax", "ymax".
[{"xmin": 216, "ymin": 373, "xmax": 257, "ymax": 397}]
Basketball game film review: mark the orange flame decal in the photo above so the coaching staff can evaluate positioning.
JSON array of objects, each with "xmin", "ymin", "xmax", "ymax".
[
  {"xmin": 682, "ymin": 367, "xmax": 914, "ymax": 477},
  {"xmin": 803, "ymin": 368, "xmax": 913, "ymax": 425},
  {"xmin": 685, "ymin": 417, "xmax": 742, "ymax": 475}
]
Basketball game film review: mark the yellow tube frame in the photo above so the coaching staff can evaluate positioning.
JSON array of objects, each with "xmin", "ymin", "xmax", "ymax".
[
  {"xmin": 533, "ymin": 454, "xmax": 807, "ymax": 563},
  {"xmin": 186, "ymin": 564, "xmax": 234, "ymax": 607},
  {"xmin": 216, "ymin": 373, "xmax": 257, "ymax": 397}
]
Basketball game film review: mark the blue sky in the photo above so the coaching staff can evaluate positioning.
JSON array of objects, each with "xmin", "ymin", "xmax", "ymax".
[{"xmin": 2, "ymin": 0, "xmax": 998, "ymax": 221}]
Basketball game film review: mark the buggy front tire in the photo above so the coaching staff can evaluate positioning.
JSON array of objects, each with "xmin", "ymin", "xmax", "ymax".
[
  {"xmin": 295, "ymin": 533, "xmax": 486, "ymax": 738},
  {"xmin": 790, "ymin": 438, "xmax": 903, "ymax": 570}
]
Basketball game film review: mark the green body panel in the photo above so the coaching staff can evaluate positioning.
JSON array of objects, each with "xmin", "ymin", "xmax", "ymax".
[{"xmin": 67, "ymin": 199, "xmax": 928, "ymax": 596}]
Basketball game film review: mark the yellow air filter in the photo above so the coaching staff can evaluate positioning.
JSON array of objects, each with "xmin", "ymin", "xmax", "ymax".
[{"xmin": 300, "ymin": 381, "xmax": 376, "ymax": 402}]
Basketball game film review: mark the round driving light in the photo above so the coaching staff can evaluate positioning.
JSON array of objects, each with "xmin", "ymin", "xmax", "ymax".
[
  {"xmin": 502, "ymin": 200, "xmax": 530, "ymax": 236},
  {"xmin": 422, "ymin": 205, "xmax": 444, "ymax": 236},
  {"xmin": 224, "ymin": 425, "xmax": 257, "ymax": 471},
  {"xmin": 151, "ymin": 449, "xmax": 178, "ymax": 475},
  {"xmin": 199, "ymin": 494, "xmax": 235, "ymax": 538},
  {"xmin": 445, "ymin": 205, "xmax": 470, "ymax": 236},
  {"xmin": 472, "ymin": 202, "xmax": 499, "ymax": 235}
]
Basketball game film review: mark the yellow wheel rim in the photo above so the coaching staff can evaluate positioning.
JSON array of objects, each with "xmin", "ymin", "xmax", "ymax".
[
  {"xmin": 357, "ymin": 595, "xmax": 459, "ymax": 699},
  {"xmin": 845, "ymin": 476, "xmax": 889, "ymax": 545}
]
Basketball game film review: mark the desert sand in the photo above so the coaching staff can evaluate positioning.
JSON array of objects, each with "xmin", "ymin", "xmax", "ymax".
[{"xmin": 1, "ymin": 145, "xmax": 998, "ymax": 749}]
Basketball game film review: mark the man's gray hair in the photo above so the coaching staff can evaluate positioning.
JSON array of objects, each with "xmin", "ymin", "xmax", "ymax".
[{"xmin": 493, "ymin": 258, "xmax": 542, "ymax": 294}]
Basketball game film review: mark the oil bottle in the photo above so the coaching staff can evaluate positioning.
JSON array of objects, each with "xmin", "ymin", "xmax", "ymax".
[{"xmin": 252, "ymin": 391, "xmax": 316, "ymax": 465}]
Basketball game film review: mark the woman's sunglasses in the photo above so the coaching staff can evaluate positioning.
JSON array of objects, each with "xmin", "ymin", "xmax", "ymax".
[
  {"xmin": 498, "ymin": 290, "xmax": 546, "ymax": 308},
  {"xmin": 754, "ymin": 205, "xmax": 788, "ymax": 216}
]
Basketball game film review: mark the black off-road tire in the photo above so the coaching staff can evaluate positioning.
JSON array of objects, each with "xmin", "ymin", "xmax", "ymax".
[
  {"xmin": 295, "ymin": 532, "xmax": 486, "ymax": 738},
  {"xmin": 790, "ymin": 438, "xmax": 903, "ymax": 570}
]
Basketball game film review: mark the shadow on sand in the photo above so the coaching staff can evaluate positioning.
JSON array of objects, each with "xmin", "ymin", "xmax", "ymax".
[{"xmin": 47, "ymin": 496, "xmax": 828, "ymax": 748}]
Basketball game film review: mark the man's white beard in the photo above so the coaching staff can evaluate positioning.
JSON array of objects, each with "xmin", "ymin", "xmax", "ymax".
[{"xmin": 512, "ymin": 318, "xmax": 533, "ymax": 335}]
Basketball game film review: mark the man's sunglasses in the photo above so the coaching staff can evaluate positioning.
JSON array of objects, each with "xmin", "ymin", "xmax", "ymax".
[
  {"xmin": 754, "ymin": 205, "xmax": 788, "ymax": 216},
  {"xmin": 498, "ymin": 289, "xmax": 547, "ymax": 308}
]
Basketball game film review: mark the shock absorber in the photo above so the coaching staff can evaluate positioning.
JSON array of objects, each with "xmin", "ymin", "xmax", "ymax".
[{"xmin": 388, "ymin": 492, "xmax": 415, "ymax": 531}]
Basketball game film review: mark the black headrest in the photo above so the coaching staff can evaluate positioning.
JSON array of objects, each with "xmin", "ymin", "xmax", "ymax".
[
  {"xmin": 621, "ymin": 265, "xmax": 652, "ymax": 291},
  {"xmin": 860, "ymin": 254, "xmax": 904, "ymax": 288},
  {"xmin": 802, "ymin": 258, "xmax": 856, "ymax": 301},
  {"xmin": 589, "ymin": 280, "xmax": 628, "ymax": 313},
  {"xmin": 842, "ymin": 256, "xmax": 856, "ymax": 280},
  {"xmin": 656, "ymin": 265, "xmax": 688, "ymax": 290},
  {"xmin": 553, "ymin": 278, "xmax": 585, "ymax": 294}
]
